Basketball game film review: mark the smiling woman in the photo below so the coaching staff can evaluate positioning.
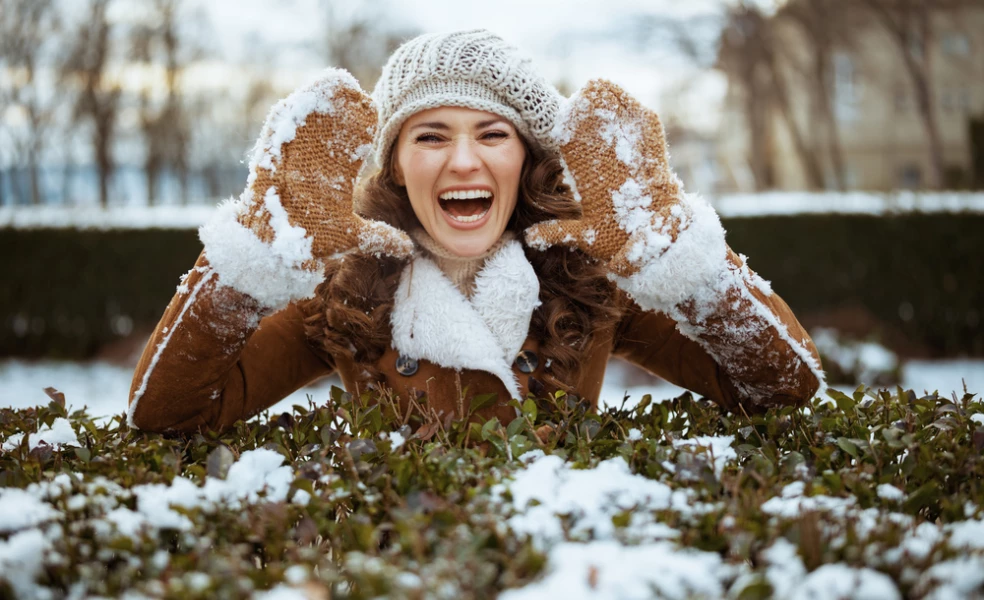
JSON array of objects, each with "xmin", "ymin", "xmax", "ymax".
[
  {"xmin": 126, "ymin": 30, "xmax": 825, "ymax": 435},
  {"xmin": 395, "ymin": 108, "xmax": 525, "ymax": 257}
]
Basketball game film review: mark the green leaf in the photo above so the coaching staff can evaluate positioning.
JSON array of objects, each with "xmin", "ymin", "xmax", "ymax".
[
  {"xmin": 469, "ymin": 393, "xmax": 498, "ymax": 415},
  {"xmin": 837, "ymin": 437, "xmax": 860, "ymax": 458}
]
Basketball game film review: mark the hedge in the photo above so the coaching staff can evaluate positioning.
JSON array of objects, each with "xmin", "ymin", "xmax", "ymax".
[{"xmin": 2, "ymin": 213, "xmax": 981, "ymax": 358}]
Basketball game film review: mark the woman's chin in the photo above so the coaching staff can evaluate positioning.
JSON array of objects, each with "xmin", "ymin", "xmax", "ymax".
[{"xmin": 435, "ymin": 228, "xmax": 498, "ymax": 258}]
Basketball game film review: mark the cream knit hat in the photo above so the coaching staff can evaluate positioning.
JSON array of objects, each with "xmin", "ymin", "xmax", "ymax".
[{"xmin": 371, "ymin": 29, "xmax": 562, "ymax": 166}]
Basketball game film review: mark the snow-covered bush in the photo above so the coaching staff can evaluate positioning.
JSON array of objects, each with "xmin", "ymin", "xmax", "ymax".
[{"xmin": 2, "ymin": 384, "xmax": 984, "ymax": 598}]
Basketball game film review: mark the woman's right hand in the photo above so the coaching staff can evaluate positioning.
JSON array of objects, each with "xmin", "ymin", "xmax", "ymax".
[
  {"xmin": 200, "ymin": 69, "xmax": 413, "ymax": 309},
  {"xmin": 238, "ymin": 68, "xmax": 413, "ymax": 266}
]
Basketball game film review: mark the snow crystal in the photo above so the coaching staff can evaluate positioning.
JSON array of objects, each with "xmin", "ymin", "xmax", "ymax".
[
  {"xmin": 626, "ymin": 428, "xmax": 643, "ymax": 441},
  {"xmin": 671, "ymin": 435, "xmax": 737, "ymax": 478},
  {"xmin": 877, "ymin": 484, "xmax": 905, "ymax": 502},
  {"xmin": 789, "ymin": 563, "xmax": 900, "ymax": 600},
  {"xmin": 0, "ymin": 529, "xmax": 52, "ymax": 599},
  {"xmin": 0, "ymin": 488, "xmax": 60, "ymax": 533},
  {"xmin": 498, "ymin": 540, "xmax": 727, "ymax": 600},
  {"xmin": 1, "ymin": 417, "xmax": 80, "ymax": 452}
]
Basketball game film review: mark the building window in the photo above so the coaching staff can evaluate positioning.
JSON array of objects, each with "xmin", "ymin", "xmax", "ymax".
[
  {"xmin": 833, "ymin": 52, "xmax": 859, "ymax": 123},
  {"xmin": 899, "ymin": 164, "xmax": 922, "ymax": 189},
  {"xmin": 941, "ymin": 32, "xmax": 971, "ymax": 57}
]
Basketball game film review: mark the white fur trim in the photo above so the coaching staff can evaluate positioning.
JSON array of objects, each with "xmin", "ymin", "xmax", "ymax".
[
  {"xmin": 128, "ymin": 266, "xmax": 217, "ymax": 430},
  {"xmin": 390, "ymin": 239, "xmax": 540, "ymax": 401},
  {"xmin": 198, "ymin": 193, "xmax": 324, "ymax": 310},
  {"xmin": 615, "ymin": 192, "xmax": 826, "ymax": 402}
]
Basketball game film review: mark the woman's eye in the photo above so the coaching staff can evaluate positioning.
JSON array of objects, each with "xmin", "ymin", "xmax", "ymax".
[
  {"xmin": 415, "ymin": 133, "xmax": 444, "ymax": 143},
  {"xmin": 482, "ymin": 131, "xmax": 508, "ymax": 140}
]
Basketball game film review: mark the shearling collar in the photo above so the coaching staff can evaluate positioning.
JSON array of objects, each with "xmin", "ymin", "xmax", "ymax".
[{"xmin": 389, "ymin": 238, "xmax": 541, "ymax": 400}]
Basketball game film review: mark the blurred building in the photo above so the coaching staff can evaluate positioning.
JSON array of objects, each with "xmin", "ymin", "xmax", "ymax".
[{"xmin": 715, "ymin": 1, "xmax": 984, "ymax": 192}]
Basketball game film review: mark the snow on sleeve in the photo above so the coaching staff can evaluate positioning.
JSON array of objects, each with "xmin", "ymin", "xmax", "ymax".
[
  {"xmin": 198, "ymin": 193, "xmax": 323, "ymax": 310},
  {"xmin": 2, "ymin": 417, "xmax": 80, "ymax": 452}
]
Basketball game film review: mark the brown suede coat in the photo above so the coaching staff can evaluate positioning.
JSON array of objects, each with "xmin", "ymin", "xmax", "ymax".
[{"xmin": 127, "ymin": 249, "xmax": 822, "ymax": 434}]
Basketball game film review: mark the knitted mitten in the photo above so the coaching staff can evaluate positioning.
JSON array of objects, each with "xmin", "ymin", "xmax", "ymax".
[
  {"xmin": 200, "ymin": 69, "xmax": 413, "ymax": 310},
  {"xmin": 525, "ymin": 79, "xmax": 685, "ymax": 277},
  {"xmin": 526, "ymin": 79, "xmax": 825, "ymax": 408}
]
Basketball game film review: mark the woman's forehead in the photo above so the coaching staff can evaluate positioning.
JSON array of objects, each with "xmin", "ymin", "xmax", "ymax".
[{"xmin": 402, "ymin": 106, "xmax": 516, "ymax": 131}]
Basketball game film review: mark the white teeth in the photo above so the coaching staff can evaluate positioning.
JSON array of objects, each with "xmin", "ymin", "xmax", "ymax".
[
  {"xmin": 439, "ymin": 189, "xmax": 493, "ymax": 200},
  {"xmin": 447, "ymin": 206, "xmax": 490, "ymax": 223}
]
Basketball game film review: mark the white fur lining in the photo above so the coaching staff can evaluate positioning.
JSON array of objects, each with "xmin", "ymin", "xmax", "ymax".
[
  {"xmin": 390, "ymin": 239, "xmax": 540, "ymax": 401},
  {"xmin": 615, "ymin": 192, "xmax": 827, "ymax": 402},
  {"xmin": 127, "ymin": 266, "xmax": 217, "ymax": 430},
  {"xmin": 198, "ymin": 192, "xmax": 324, "ymax": 310}
]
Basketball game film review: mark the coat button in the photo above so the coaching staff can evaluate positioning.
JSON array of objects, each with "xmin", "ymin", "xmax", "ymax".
[
  {"xmin": 396, "ymin": 355, "xmax": 419, "ymax": 377},
  {"xmin": 514, "ymin": 350, "xmax": 539, "ymax": 374}
]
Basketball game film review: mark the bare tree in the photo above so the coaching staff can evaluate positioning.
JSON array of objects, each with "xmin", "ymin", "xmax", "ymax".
[
  {"xmin": 321, "ymin": 0, "xmax": 417, "ymax": 88},
  {"xmin": 856, "ymin": 0, "xmax": 952, "ymax": 189},
  {"xmin": 777, "ymin": 0, "xmax": 857, "ymax": 190},
  {"xmin": 62, "ymin": 0, "xmax": 121, "ymax": 208},
  {"xmin": 0, "ymin": 0, "xmax": 61, "ymax": 205},
  {"xmin": 130, "ymin": 0, "xmax": 201, "ymax": 205}
]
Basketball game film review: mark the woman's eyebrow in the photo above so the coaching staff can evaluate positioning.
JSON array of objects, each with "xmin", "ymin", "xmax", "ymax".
[
  {"xmin": 410, "ymin": 121, "xmax": 449, "ymax": 131},
  {"xmin": 409, "ymin": 118, "xmax": 508, "ymax": 132}
]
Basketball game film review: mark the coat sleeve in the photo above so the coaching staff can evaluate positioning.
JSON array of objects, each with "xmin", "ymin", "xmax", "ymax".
[
  {"xmin": 612, "ymin": 244, "xmax": 824, "ymax": 413},
  {"xmin": 127, "ymin": 251, "xmax": 335, "ymax": 434}
]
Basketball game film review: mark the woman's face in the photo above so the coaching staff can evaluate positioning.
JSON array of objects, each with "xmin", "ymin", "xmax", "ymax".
[{"xmin": 394, "ymin": 106, "xmax": 526, "ymax": 258}]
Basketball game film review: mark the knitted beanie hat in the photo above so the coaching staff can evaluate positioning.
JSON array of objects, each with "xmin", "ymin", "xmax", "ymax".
[{"xmin": 371, "ymin": 29, "xmax": 562, "ymax": 166}]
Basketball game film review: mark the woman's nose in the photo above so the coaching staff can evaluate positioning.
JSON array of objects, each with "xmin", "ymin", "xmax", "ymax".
[{"xmin": 447, "ymin": 139, "xmax": 481, "ymax": 175}]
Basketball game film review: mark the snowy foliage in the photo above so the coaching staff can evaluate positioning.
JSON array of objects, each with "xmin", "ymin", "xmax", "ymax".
[{"xmin": 3, "ymin": 383, "xmax": 984, "ymax": 598}]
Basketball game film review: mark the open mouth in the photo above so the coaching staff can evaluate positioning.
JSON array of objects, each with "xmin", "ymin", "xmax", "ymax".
[{"xmin": 438, "ymin": 189, "xmax": 493, "ymax": 224}]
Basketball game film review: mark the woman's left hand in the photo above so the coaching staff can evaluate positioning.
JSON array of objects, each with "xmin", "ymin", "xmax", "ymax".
[{"xmin": 525, "ymin": 79, "xmax": 687, "ymax": 277}]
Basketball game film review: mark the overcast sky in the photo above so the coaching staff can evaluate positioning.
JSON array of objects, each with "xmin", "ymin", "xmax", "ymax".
[{"xmin": 199, "ymin": 0, "xmax": 729, "ymax": 132}]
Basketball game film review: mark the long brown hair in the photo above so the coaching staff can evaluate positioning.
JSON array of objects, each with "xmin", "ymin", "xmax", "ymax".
[{"xmin": 300, "ymin": 143, "xmax": 623, "ymax": 392}]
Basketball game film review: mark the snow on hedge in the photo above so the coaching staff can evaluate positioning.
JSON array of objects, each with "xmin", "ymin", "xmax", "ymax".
[{"xmin": 2, "ymin": 192, "xmax": 983, "ymax": 229}]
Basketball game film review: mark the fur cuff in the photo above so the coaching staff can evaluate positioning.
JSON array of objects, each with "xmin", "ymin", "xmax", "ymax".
[
  {"xmin": 613, "ymin": 192, "xmax": 731, "ymax": 314},
  {"xmin": 198, "ymin": 197, "xmax": 324, "ymax": 310}
]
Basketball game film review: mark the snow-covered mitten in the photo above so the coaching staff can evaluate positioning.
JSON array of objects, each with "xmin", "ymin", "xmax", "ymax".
[
  {"xmin": 526, "ymin": 79, "xmax": 825, "ymax": 408},
  {"xmin": 525, "ymin": 79, "xmax": 686, "ymax": 277},
  {"xmin": 200, "ymin": 69, "xmax": 413, "ymax": 310}
]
